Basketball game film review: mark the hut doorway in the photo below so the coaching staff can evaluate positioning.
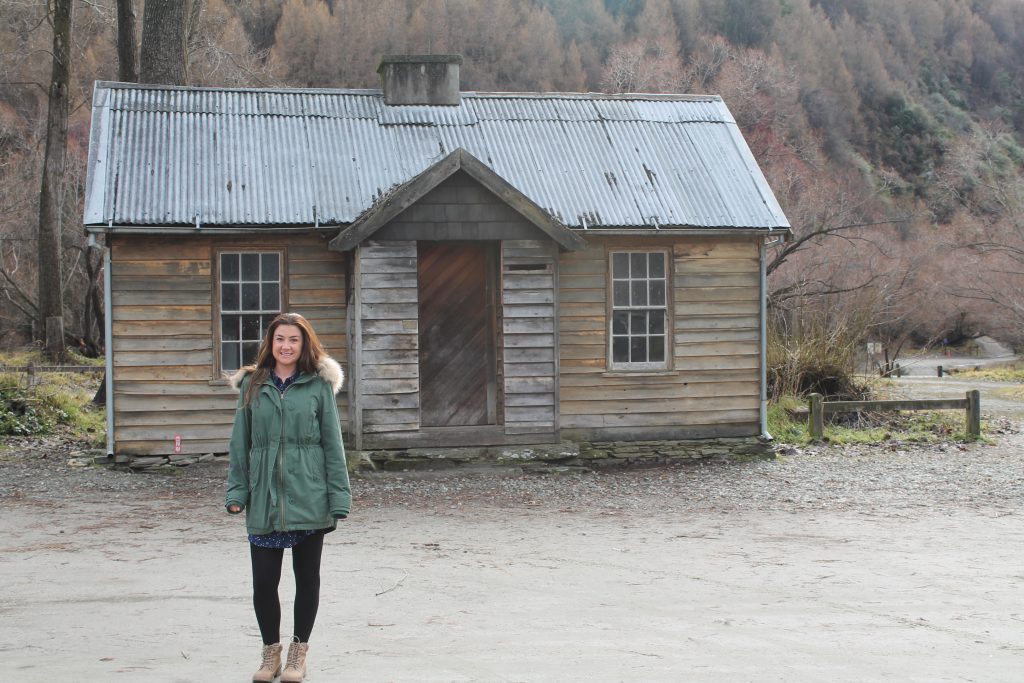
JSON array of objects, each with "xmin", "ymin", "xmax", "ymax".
[{"xmin": 417, "ymin": 241, "xmax": 498, "ymax": 427}]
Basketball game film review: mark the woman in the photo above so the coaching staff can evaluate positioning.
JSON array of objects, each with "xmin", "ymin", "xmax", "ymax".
[{"xmin": 225, "ymin": 313, "xmax": 350, "ymax": 683}]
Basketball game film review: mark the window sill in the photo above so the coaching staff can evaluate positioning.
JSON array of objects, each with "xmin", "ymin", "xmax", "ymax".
[
  {"xmin": 602, "ymin": 370, "xmax": 679, "ymax": 378},
  {"xmin": 208, "ymin": 377, "xmax": 231, "ymax": 387}
]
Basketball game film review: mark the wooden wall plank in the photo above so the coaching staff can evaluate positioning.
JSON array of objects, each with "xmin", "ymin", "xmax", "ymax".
[
  {"xmin": 115, "ymin": 275, "xmax": 209, "ymax": 292},
  {"xmin": 505, "ymin": 362, "xmax": 556, "ymax": 377},
  {"xmin": 289, "ymin": 289, "xmax": 345, "ymax": 306},
  {"xmin": 114, "ymin": 350, "xmax": 213, "ymax": 367},
  {"xmin": 117, "ymin": 409, "xmax": 237, "ymax": 427},
  {"xmin": 363, "ymin": 393, "xmax": 420, "ymax": 410},
  {"xmin": 363, "ymin": 363, "xmax": 418, "ymax": 379},
  {"xmin": 560, "ymin": 409, "xmax": 759, "ymax": 429},
  {"xmin": 363, "ymin": 334, "xmax": 418, "ymax": 351},
  {"xmin": 114, "ymin": 290, "xmax": 211, "ymax": 306},
  {"xmin": 362, "ymin": 287, "xmax": 418, "ymax": 304},
  {"xmin": 113, "ymin": 336, "xmax": 210, "ymax": 352},
  {"xmin": 673, "ymin": 258, "xmax": 758, "ymax": 275},
  {"xmin": 674, "ymin": 239, "xmax": 758, "ymax": 259},
  {"xmin": 362, "ymin": 272, "xmax": 417, "ymax": 288},
  {"xmin": 112, "ymin": 260, "xmax": 211, "ymax": 277},
  {"xmin": 113, "ymin": 306, "xmax": 211, "ymax": 322}
]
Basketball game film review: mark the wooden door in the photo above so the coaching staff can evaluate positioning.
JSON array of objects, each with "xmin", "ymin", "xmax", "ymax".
[{"xmin": 417, "ymin": 242, "xmax": 496, "ymax": 427}]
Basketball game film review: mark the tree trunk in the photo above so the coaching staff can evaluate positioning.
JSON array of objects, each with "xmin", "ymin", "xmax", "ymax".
[
  {"xmin": 37, "ymin": 0, "xmax": 73, "ymax": 361},
  {"xmin": 140, "ymin": 0, "xmax": 191, "ymax": 85},
  {"xmin": 116, "ymin": 0, "xmax": 139, "ymax": 82},
  {"xmin": 83, "ymin": 243, "xmax": 104, "ymax": 355}
]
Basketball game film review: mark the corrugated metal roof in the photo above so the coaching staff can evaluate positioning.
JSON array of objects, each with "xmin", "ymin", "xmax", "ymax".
[{"xmin": 84, "ymin": 82, "xmax": 789, "ymax": 230}]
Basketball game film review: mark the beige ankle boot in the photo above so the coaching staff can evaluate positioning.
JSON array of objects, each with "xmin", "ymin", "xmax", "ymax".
[
  {"xmin": 252, "ymin": 642, "xmax": 282, "ymax": 683},
  {"xmin": 281, "ymin": 637, "xmax": 309, "ymax": 682}
]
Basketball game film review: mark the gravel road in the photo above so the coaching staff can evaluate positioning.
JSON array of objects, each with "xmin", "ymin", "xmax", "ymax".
[{"xmin": 2, "ymin": 383, "xmax": 1023, "ymax": 682}]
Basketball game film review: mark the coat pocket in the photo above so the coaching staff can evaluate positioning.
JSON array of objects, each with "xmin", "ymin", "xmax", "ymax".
[
  {"xmin": 247, "ymin": 447, "xmax": 267, "ymax": 491},
  {"xmin": 306, "ymin": 399, "xmax": 321, "ymax": 442}
]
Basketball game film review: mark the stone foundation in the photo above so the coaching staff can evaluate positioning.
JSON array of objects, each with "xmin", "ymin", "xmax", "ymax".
[
  {"xmin": 115, "ymin": 437, "xmax": 774, "ymax": 472},
  {"xmin": 354, "ymin": 437, "xmax": 775, "ymax": 473}
]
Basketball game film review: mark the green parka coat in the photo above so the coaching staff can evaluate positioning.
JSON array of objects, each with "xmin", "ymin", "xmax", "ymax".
[{"xmin": 224, "ymin": 357, "xmax": 350, "ymax": 535}]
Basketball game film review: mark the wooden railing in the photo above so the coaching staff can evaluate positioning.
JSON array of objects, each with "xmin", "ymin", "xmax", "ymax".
[
  {"xmin": 808, "ymin": 390, "xmax": 981, "ymax": 441},
  {"xmin": 0, "ymin": 363, "xmax": 103, "ymax": 389}
]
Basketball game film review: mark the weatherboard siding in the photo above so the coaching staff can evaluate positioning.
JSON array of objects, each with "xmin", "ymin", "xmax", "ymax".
[
  {"xmin": 110, "ymin": 234, "xmax": 349, "ymax": 456},
  {"xmin": 558, "ymin": 236, "xmax": 761, "ymax": 441}
]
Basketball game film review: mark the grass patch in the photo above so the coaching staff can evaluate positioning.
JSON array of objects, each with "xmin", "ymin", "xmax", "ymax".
[
  {"xmin": 952, "ymin": 367, "xmax": 1024, "ymax": 382},
  {"xmin": 0, "ymin": 351, "xmax": 104, "ymax": 445},
  {"xmin": 767, "ymin": 395, "xmax": 809, "ymax": 443}
]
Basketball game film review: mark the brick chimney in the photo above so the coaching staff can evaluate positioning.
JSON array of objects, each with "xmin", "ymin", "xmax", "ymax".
[{"xmin": 377, "ymin": 54, "xmax": 462, "ymax": 106}]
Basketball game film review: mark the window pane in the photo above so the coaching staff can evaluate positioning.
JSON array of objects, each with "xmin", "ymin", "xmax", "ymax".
[
  {"xmin": 613, "ymin": 281, "xmax": 630, "ymax": 307},
  {"xmin": 241, "ymin": 253, "xmax": 260, "ymax": 281},
  {"xmin": 649, "ymin": 312, "xmax": 665, "ymax": 335},
  {"xmin": 630, "ymin": 336, "xmax": 647, "ymax": 362},
  {"xmin": 262, "ymin": 283, "xmax": 280, "ymax": 311},
  {"xmin": 612, "ymin": 311, "xmax": 628, "ymax": 335},
  {"xmin": 241, "ymin": 315, "xmax": 262, "ymax": 341},
  {"xmin": 242, "ymin": 342, "xmax": 260, "ymax": 366},
  {"xmin": 631, "ymin": 281, "xmax": 647, "ymax": 306},
  {"xmin": 630, "ymin": 253, "xmax": 647, "ymax": 277},
  {"xmin": 613, "ymin": 336, "xmax": 629, "ymax": 362},
  {"xmin": 221, "ymin": 315, "xmax": 240, "ymax": 341},
  {"xmin": 222, "ymin": 343, "xmax": 240, "ymax": 371},
  {"xmin": 630, "ymin": 311, "xmax": 646, "ymax": 334},
  {"xmin": 612, "ymin": 253, "xmax": 629, "ymax": 278},
  {"xmin": 650, "ymin": 280, "xmax": 666, "ymax": 306},
  {"xmin": 649, "ymin": 336, "xmax": 665, "ymax": 362},
  {"xmin": 649, "ymin": 253, "xmax": 665, "ymax": 278},
  {"xmin": 242, "ymin": 283, "xmax": 260, "ymax": 310},
  {"xmin": 221, "ymin": 253, "xmax": 239, "ymax": 281},
  {"xmin": 261, "ymin": 253, "xmax": 279, "ymax": 281},
  {"xmin": 221, "ymin": 283, "xmax": 239, "ymax": 311}
]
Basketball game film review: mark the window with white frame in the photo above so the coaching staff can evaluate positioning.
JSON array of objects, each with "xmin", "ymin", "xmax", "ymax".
[
  {"xmin": 610, "ymin": 251, "xmax": 669, "ymax": 368},
  {"xmin": 219, "ymin": 252, "xmax": 282, "ymax": 371}
]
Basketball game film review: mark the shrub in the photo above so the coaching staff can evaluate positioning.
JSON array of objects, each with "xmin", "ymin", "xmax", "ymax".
[
  {"xmin": 0, "ymin": 356, "xmax": 104, "ymax": 444},
  {"xmin": 0, "ymin": 375, "xmax": 59, "ymax": 436},
  {"xmin": 767, "ymin": 305, "xmax": 872, "ymax": 400}
]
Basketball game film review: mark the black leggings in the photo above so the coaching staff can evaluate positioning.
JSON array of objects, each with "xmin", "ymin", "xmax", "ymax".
[{"xmin": 250, "ymin": 532, "xmax": 325, "ymax": 645}]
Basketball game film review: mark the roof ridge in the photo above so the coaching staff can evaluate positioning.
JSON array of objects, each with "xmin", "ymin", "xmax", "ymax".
[{"xmin": 93, "ymin": 81, "xmax": 721, "ymax": 102}]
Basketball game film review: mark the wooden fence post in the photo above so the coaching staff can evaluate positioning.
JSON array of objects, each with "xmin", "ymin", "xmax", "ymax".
[
  {"xmin": 808, "ymin": 393, "xmax": 824, "ymax": 441},
  {"xmin": 965, "ymin": 389, "xmax": 981, "ymax": 439}
]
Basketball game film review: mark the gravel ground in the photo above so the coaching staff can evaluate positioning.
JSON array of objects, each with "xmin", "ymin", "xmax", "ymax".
[
  {"xmin": 3, "ymin": 412, "xmax": 1023, "ymax": 681},
  {"xmin": 3, "ymin": 417, "xmax": 1022, "ymax": 516}
]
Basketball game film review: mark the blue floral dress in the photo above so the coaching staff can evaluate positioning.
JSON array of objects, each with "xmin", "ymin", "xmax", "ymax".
[{"xmin": 248, "ymin": 370, "xmax": 323, "ymax": 550}]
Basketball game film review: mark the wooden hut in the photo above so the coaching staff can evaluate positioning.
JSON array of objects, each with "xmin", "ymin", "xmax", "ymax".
[{"xmin": 83, "ymin": 55, "xmax": 791, "ymax": 463}]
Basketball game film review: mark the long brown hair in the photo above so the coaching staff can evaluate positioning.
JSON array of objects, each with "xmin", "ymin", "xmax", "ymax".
[{"xmin": 242, "ymin": 313, "xmax": 326, "ymax": 407}]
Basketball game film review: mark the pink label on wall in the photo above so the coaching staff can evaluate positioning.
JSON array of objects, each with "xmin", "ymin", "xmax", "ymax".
[{"xmin": 174, "ymin": 435, "xmax": 182, "ymax": 453}]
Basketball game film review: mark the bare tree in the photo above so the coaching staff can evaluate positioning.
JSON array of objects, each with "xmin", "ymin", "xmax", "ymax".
[
  {"xmin": 140, "ymin": 0, "xmax": 195, "ymax": 84},
  {"xmin": 116, "ymin": 0, "xmax": 139, "ymax": 82},
  {"xmin": 37, "ymin": 0, "xmax": 73, "ymax": 360}
]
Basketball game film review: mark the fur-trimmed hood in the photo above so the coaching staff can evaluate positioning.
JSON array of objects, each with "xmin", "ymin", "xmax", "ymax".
[{"xmin": 228, "ymin": 356, "xmax": 344, "ymax": 395}]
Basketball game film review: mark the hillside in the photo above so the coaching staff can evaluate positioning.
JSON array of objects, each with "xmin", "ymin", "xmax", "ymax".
[{"xmin": 1, "ymin": 0, "xmax": 1022, "ymax": 350}]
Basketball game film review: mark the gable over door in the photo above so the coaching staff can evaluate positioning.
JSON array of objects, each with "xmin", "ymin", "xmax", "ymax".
[{"xmin": 417, "ymin": 242, "xmax": 497, "ymax": 427}]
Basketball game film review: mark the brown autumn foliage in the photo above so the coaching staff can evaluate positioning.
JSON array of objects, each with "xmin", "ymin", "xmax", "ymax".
[{"xmin": 1, "ymin": 0, "xmax": 1023, "ymax": 359}]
